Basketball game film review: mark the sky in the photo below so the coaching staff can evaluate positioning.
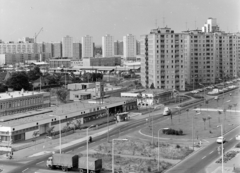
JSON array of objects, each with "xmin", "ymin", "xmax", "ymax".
[{"xmin": 0, "ymin": 0, "xmax": 239, "ymax": 45}]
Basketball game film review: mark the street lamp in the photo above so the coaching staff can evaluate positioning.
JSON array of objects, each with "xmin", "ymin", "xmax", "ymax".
[
  {"xmin": 87, "ymin": 124, "xmax": 95, "ymax": 173},
  {"xmin": 192, "ymin": 111, "xmax": 201, "ymax": 150},
  {"xmin": 105, "ymin": 107, "xmax": 109, "ymax": 142},
  {"xmin": 158, "ymin": 128, "xmax": 162, "ymax": 171},
  {"xmin": 217, "ymin": 124, "xmax": 224, "ymax": 173},
  {"xmin": 112, "ymin": 138, "xmax": 128, "ymax": 173},
  {"xmin": 49, "ymin": 115, "xmax": 62, "ymax": 154},
  {"xmin": 199, "ymin": 83, "xmax": 206, "ymax": 105}
]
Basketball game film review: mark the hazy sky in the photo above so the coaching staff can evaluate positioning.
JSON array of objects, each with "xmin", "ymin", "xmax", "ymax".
[{"xmin": 0, "ymin": 0, "xmax": 239, "ymax": 45}]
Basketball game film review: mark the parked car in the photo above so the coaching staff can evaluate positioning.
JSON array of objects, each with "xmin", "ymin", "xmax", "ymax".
[
  {"xmin": 236, "ymin": 135, "xmax": 240, "ymax": 141},
  {"xmin": 216, "ymin": 136, "xmax": 226, "ymax": 144}
]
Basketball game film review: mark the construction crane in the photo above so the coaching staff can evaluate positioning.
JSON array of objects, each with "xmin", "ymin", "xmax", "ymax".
[{"xmin": 34, "ymin": 27, "xmax": 43, "ymax": 43}]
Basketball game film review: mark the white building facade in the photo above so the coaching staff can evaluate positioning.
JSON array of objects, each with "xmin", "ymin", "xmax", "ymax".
[
  {"xmin": 82, "ymin": 35, "xmax": 93, "ymax": 58},
  {"xmin": 62, "ymin": 35, "xmax": 73, "ymax": 58},
  {"xmin": 102, "ymin": 34, "xmax": 114, "ymax": 57},
  {"xmin": 123, "ymin": 34, "xmax": 136, "ymax": 60}
]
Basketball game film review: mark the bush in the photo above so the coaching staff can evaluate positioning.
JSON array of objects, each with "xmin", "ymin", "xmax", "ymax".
[
  {"xmin": 236, "ymin": 143, "xmax": 240, "ymax": 148},
  {"xmin": 162, "ymin": 128, "xmax": 183, "ymax": 136}
]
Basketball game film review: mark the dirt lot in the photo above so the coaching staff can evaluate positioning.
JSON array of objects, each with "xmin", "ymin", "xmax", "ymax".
[{"xmin": 81, "ymin": 138, "xmax": 192, "ymax": 173}]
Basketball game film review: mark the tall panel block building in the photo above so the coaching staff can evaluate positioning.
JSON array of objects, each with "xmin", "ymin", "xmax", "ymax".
[
  {"xmin": 141, "ymin": 27, "xmax": 186, "ymax": 91},
  {"xmin": 141, "ymin": 26, "xmax": 240, "ymax": 91}
]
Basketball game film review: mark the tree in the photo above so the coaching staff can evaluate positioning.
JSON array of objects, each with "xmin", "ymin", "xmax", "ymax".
[
  {"xmin": 228, "ymin": 105, "xmax": 232, "ymax": 117},
  {"xmin": 207, "ymin": 116, "xmax": 211, "ymax": 128},
  {"xmin": 186, "ymin": 109, "xmax": 189, "ymax": 119},
  {"xmin": 45, "ymin": 74, "xmax": 58, "ymax": 85},
  {"xmin": 6, "ymin": 72, "xmax": 31, "ymax": 90},
  {"xmin": 28, "ymin": 66, "xmax": 42, "ymax": 81},
  {"xmin": 46, "ymin": 126, "xmax": 55, "ymax": 136},
  {"xmin": 202, "ymin": 118, "xmax": 206, "ymax": 130},
  {"xmin": 233, "ymin": 103, "xmax": 238, "ymax": 114},
  {"xmin": 150, "ymin": 83, "xmax": 155, "ymax": 89},
  {"xmin": 0, "ymin": 84, "xmax": 7, "ymax": 92},
  {"xmin": 218, "ymin": 110, "xmax": 222, "ymax": 123},
  {"xmin": 56, "ymin": 88, "xmax": 68, "ymax": 103}
]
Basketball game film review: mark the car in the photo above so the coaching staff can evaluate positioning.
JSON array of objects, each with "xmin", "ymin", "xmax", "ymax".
[
  {"xmin": 216, "ymin": 136, "xmax": 226, "ymax": 144},
  {"xmin": 236, "ymin": 135, "xmax": 240, "ymax": 141},
  {"xmin": 214, "ymin": 96, "xmax": 219, "ymax": 100}
]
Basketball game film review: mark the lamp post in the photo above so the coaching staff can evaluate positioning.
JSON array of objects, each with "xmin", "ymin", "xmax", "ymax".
[
  {"xmin": 87, "ymin": 124, "xmax": 94, "ymax": 173},
  {"xmin": 217, "ymin": 124, "xmax": 224, "ymax": 173},
  {"xmin": 105, "ymin": 107, "xmax": 109, "ymax": 142},
  {"xmin": 192, "ymin": 111, "xmax": 201, "ymax": 150},
  {"xmin": 49, "ymin": 115, "xmax": 61, "ymax": 154},
  {"xmin": 199, "ymin": 83, "xmax": 206, "ymax": 105},
  {"xmin": 112, "ymin": 138, "xmax": 128, "ymax": 173},
  {"xmin": 158, "ymin": 128, "xmax": 162, "ymax": 171}
]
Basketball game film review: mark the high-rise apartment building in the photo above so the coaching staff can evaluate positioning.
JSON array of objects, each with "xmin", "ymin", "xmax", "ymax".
[
  {"xmin": 202, "ymin": 18, "xmax": 220, "ymax": 33},
  {"xmin": 52, "ymin": 42, "xmax": 62, "ymax": 57},
  {"xmin": 141, "ymin": 24, "xmax": 240, "ymax": 91},
  {"xmin": 82, "ymin": 35, "xmax": 93, "ymax": 58},
  {"xmin": 136, "ymin": 40, "xmax": 141, "ymax": 55},
  {"xmin": 123, "ymin": 34, "xmax": 136, "ymax": 60},
  {"xmin": 141, "ymin": 27, "xmax": 186, "ymax": 91},
  {"xmin": 44, "ymin": 43, "xmax": 53, "ymax": 58},
  {"xmin": 0, "ymin": 42, "xmax": 37, "ymax": 54},
  {"xmin": 62, "ymin": 35, "xmax": 73, "ymax": 58},
  {"xmin": 114, "ymin": 40, "xmax": 123, "ymax": 55},
  {"xmin": 102, "ymin": 34, "xmax": 114, "ymax": 57},
  {"xmin": 73, "ymin": 43, "xmax": 82, "ymax": 60},
  {"xmin": 184, "ymin": 30, "xmax": 239, "ymax": 86}
]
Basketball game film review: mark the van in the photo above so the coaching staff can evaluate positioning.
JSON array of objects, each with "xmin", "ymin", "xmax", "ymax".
[{"xmin": 163, "ymin": 107, "xmax": 171, "ymax": 116}]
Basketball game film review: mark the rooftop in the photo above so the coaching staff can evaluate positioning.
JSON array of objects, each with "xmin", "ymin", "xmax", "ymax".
[
  {"xmin": 0, "ymin": 90, "xmax": 47, "ymax": 100},
  {"xmin": 124, "ymin": 89, "xmax": 172, "ymax": 95},
  {"xmin": 0, "ymin": 97, "xmax": 135, "ymax": 127}
]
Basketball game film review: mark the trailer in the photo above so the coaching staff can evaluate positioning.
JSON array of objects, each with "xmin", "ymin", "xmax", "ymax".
[
  {"xmin": 46, "ymin": 154, "xmax": 78, "ymax": 171},
  {"xmin": 78, "ymin": 157, "xmax": 102, "ymax": 173},
  {"xmin": 47, "ymin": 154, "xmax": 102, "ymax": 172}
]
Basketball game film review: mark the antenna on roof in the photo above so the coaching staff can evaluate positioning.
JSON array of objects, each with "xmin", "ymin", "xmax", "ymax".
[
  {"xmin": 186, "ymin": 22, "xmax": 188, "ymax": 30},
  {"xmin": 194, "ymin": 20, "xmax": 197, "ymax": 30}
]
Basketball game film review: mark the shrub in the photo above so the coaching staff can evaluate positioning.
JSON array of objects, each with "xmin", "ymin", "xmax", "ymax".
[{"xmin": 236, "ymin": 143, "xmax": 240, "ymax": 148}]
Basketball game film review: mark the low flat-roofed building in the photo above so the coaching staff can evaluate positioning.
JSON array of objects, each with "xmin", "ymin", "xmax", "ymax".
[
  {"xmin": 0, "ymin": 90, "xmax": 50, "ymax": 117},
  {"xmin": 82, "ymin": 57, "xmax": 121, "ymax": 66},
  {"xmin": 0, "ymin": 97, "xmax": 136, "ymax": 143},
  {"xmin": 68, "ymin": 83, "xmax": 95, "ymax": 90},
  {"xmin": 69, "ymin": 83, "xmax": 128, "ymax": 101},
  {"xmin": 121, "ymin": 89, "xmax": 172, "ymax": 107}
]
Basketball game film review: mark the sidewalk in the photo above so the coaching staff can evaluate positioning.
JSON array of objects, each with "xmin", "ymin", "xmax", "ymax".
[
  {"xmin": 0, "ymin": 119, "xmax": 123, "ymax": 162},
  {"xmin": 205, "ymin": 148, "xmax": 240, "ymax": 173},
  {"xmin": 6, "ymin": 115, "xmax": 116, "ymax": 150}
]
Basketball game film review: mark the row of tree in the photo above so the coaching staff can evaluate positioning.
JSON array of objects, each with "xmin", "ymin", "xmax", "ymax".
[{"xmin": 0, "ymin": 66, "xmax": 104, "ymax": 92}]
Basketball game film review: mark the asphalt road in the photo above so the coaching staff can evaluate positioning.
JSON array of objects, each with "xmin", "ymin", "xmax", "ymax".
[
  {"xmin": 7, "ymin": 110, "xmax": 171, "ymax": 173},
  {"xmin": 2, "ymin": 87, "xmax": 240, "ymax": 173}
]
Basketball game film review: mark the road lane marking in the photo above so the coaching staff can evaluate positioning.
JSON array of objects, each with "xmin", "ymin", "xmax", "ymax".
[
  {"xmin": 202, "ymin": 156, "xmax": 206, "ymax": 159},
  {"xmin": 36, "ymin": 161, "xmax": 44, "ymax": 165},
  {"xmin": 22, "ymin": 168, "xmax": 29, "ymax": 172},
  {"xmin": 92, "ymin": 142, "xmax": 96, "ymax": 144},
  {"xmin": 226, "ymin": 100, "xmax": 231, "ymax": 102},
  {"xmin": 78, "ymin": 146, "xmax": 83, "ymax": 149},
  {"xmin": 230, "ymin": 138, "xmax": 233, "ymax": 141},
  {"xmin": 66, "ymin": 150, "xmax": 72, "ymax": 153},
  {"xmin": 209, "ymin": 151, "xmax": 214, "ymax": 154}
]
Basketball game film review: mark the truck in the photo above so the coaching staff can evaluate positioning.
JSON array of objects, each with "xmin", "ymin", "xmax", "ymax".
[
  {"xmin": 163, "ymin": 107, "xmax": 171, "ymax": 116},
  {"xmin": 46, "ymin": 153, "xmax": 102, "ymax": 173}
]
